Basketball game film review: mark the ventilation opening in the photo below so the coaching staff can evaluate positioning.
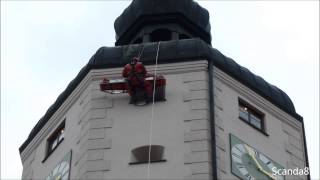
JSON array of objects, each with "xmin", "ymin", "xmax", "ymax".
[
  {"xmin": 179, "ymin": 34, "xmax": 190, "ymax": 40},
  {"xmin": 129, "ymin": 145, "xmax": 166, "ymax": 165},
  {"xmin": 150, "ymin": 29, "xmax": 172, "ymax": 42}
]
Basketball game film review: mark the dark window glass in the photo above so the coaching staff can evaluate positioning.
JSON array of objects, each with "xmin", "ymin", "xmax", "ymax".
[
  {"xmin": 239, "ymin": 105, "xmax": 249, "ymax": 122},
  {"xmin": 47, "ymin": 121, "xmax": 65, "ymax": 156},
  {"xmin": 129, "ymin": 145, "xmax": 166, "ymax": 165},
  {"xmin": 150, "ymin": 29, "xmax": 172, "ymax": 42},
  {"xmin": 179, "ymin": 34, "xmax": 190, "ymax": 40},
  {"xmin": 50, "ymin": 139, "xmax": 58, "ymax": 151},
  {"xmin": 250, "ymin": 114, "xmax": 262, "ymax": 129},
  {"xmin": 238, "ymin": 99, "xmax": 265, "ymax": 132}
]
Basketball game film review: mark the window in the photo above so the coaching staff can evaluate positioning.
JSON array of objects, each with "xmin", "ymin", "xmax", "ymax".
[
  {"xmin": 150, "ymin": 29, "xmax": 172, "ymax": 42},
  {"xmin": 129, "ymin": 145, "xmax": 166, "ymax": 165},
  {"xmin": 238, "ymin": 99, "xmax": 266, "ymax": 134},
  {"xmin": 44, "ymin": 121, "xmax": 65, "ymax": 160},
  {"xmin": 179, "ymin": 34, "xmax": 190, "ymax": 40}
]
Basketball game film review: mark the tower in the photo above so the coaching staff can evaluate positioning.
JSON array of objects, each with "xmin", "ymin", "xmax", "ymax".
[{"xmin": 19, "ymin": 1, "xmax": 310, "ymax": 180}]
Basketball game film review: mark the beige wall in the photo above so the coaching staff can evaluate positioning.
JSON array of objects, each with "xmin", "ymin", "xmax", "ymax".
[
  {"xmin": 20, "ymin": 60, "xmax": 307, "ymax": 180},
  {"xmin": 21, "ymin": 74, "xmax": 93, "ymax": 179},
  {"xmin": 213, "ymin": 67, "xmax": 307, "ymax": 180},
  {"xmin": 20, "ymin": 61, "xmax": 212, "ymax": 180}
]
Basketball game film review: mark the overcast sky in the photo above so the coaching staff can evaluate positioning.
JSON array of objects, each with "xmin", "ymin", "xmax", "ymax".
[{"xmin": 1, "ymin": 1, "xmax": 319, "ymax": 179}]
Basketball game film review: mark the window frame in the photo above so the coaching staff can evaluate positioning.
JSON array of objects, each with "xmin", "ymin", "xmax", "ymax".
[
  {"xmin": 238, "ymin": 98, "xmax": 268, "ymax": 136},
  {"xmin": 42, "ymin": 120, "xmax": 66, "ymax": 162},
  {"xmin": 129, "ymin": 145, "xmax": 166, "ymax": 165}
]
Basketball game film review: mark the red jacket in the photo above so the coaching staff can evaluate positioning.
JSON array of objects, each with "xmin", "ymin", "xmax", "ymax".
[
  {"xmin": 122, "ymin": 62, "xmax": 147, "ymax": 79},
  {"xmin": 122, "ymin": 62, "xmax": 152, "ymax": 96}
]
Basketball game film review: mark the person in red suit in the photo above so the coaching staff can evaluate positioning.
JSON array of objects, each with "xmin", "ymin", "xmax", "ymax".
[{"xmin": 122, "ymin": 57, "xmax": 152, "ymax": 104}]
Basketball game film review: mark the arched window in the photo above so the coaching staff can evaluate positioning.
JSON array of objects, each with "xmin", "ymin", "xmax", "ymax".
[
  {"xmin": 129, "ymin": 145, "xmax": 166, "ymax": 165},
  {"xmin": 179, "ymin": 34, "xmax": 190, "ymax": 40},
  {"xmin": 150, "ymin": 29, "xmax": 172, "ymax": 42}
]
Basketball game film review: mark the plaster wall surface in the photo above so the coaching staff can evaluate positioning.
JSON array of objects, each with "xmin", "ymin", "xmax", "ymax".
[
  {"xmin": 21, "ymin": 60, "xmax": 212, "ymax": 180},
  {"xmin": 20, "ymin": 60, "xmax": 307, "ymax": 180},
  {"xmin": 21, "ymin": 77, "xmax": 93, "ymax": 180},
  {"xmin": 213, "ymin": 67, "xmax": 307, "ymax": 180}
]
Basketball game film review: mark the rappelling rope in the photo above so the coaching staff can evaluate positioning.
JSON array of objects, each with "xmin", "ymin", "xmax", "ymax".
[
  {"xmin": 147, "ymin": 41, "xmax": 161, "ymax": 180},
  {"xmin": 138, "ymin": 44, "xmax": 145, "ymax": 59}
]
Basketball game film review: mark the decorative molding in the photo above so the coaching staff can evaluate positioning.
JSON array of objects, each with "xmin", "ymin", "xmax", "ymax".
[
  {"xmin": 182, "ymin": 69, "xmax": 212, "ymax": 180},
  {"xmin": 190, "ymin": 140, "xmax": 210, "ymax": 152},
  {"xmin": 185, "ymin": 173, "xmax": 211, "ymax": 180},
  {"xmin": 185, "ymin": 151, "xmax": 210, "ymax": 164},
  {"xmin": 183, "ymin": 90, "xmax": 208, "ymax": 102},
  {"xmin": 190, "ymin": 162, "xmax": 212, "ymax": 174},
  {"xmin": 79, "ymin": 159, "xmax": 111, "ymax": 174},
  {"xmin": 91, "ymin": 60, "xmax": 209, "ymax": 81},
  {"xmin": 183, "ymin": 110, "xmax": 208, "ymax": 122}
]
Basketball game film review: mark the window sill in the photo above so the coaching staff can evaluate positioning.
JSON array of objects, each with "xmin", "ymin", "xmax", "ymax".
[
  {"xmin": 42, "ymin": 138, "xmax": 64, "ymax": 163},
  {"xmin": 129, "ymin": 159, "xmax": 167, "ymax": 165},
  {"xmin": 239, "ymin": 117, "xmax": 269, "ymax": 137}
]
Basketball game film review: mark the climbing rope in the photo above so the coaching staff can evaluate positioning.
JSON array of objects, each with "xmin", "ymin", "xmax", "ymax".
[
  {"xmin": 147, "ymin": 41, "xmax": 161, "ymax": 179},
  {"xmin": 138, "ymin": 44, "xmax": 145, "ymax": 59}
]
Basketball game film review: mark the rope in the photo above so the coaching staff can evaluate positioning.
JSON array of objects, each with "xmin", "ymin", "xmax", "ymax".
[
  {"xmin": 138, "ymin": 44, "xmax": 145, "ymax": 59},
  {"xmin": 147, "ymin": 41, "xmax": 161, "ymax": 179}
]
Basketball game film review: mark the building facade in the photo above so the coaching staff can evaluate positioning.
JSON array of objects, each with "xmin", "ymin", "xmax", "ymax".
[{"xmin": 19, "ymin": 0, "xmax": 309, "ymax": 180}]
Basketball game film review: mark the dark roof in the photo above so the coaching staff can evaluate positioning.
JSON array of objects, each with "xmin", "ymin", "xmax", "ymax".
[
  {"xmin": 19, "ymin": 39, "xmax": 302, "ymax": 153},
  {"xmin": 114, "ymin": 0, "xmax": 211, "ymax": 45}
]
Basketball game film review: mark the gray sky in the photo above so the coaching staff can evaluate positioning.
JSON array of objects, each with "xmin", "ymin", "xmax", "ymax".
[{"xmin": 1, "ymin": 1, "xmax": 319, "ymax": 179}]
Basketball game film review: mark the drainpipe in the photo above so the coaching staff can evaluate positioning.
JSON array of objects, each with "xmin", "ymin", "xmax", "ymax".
[{"xmin": 208, "ymin": 59, "xmax": 218, "ymax": 180}]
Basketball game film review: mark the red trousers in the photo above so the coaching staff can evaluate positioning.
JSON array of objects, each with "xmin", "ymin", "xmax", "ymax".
[{"xmin": 127, "ymin": 77, "xmax": 152, "ymax": 98}]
